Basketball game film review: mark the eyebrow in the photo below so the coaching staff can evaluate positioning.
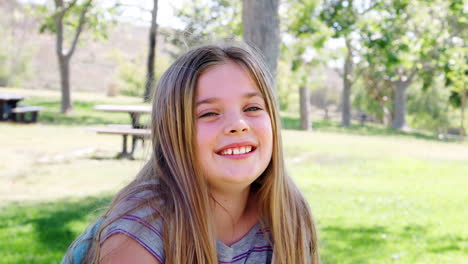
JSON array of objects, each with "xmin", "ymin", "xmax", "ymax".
[{"xmin": 195, "ymin": 92, "xmax": 263, "ymax": 106}]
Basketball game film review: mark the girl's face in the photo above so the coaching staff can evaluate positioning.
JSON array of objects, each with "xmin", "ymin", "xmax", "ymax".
[{"xmin": 195, "ymin": 61, "xmax": 273, "ymax": 193}]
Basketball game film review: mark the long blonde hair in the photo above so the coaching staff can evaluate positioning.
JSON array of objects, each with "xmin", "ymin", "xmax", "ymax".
[{"xmin": 80, "ymin": 43, "xmax": 319, "ymax": 263}]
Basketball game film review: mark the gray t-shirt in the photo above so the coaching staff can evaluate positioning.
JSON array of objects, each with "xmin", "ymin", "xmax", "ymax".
[{"xmin": 101, "ymin": 193, "xmax": 273, "ymax": 264}]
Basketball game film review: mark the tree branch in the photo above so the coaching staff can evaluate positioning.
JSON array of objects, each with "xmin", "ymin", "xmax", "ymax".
[
  {"xmin": 405, "ymin": 68, "xmax": 418, "ymax": 85},
  {"xmin": 63, "ymin": 0, "xmax": 79, "ymax": 14},
  {"xmin": 351, "ymin": 66, "xmax": 365, "ymax": 86},
  {"xmin": 66, "ymin": 0, "xmax": 92, "ymax": 58}
]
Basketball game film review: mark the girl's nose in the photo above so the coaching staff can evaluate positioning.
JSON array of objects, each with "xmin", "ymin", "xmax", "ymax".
[{"xmin": 224, "ymin": 113, "xmax": 249, "ymax": 134}]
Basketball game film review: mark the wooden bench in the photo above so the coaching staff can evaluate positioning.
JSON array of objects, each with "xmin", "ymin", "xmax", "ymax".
[
  {"xmin": 12, "ymin": 106, "xmax": 44, "ymax": 123},
  {"xmin": 93, "ymin": 126, "xmax": 151, "ymax": 159}
]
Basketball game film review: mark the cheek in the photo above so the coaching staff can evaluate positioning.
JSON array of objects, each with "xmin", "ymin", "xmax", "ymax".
[
  {"xmin": 256, "ymin": 116, "xmax": 273, "ymax": 153},
  {"xmin": 196, "ymin": 123, "xmax": 216, "ymax": 152}
]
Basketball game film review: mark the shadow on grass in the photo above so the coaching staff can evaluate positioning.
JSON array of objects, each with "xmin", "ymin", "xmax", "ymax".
[
  {"xmin": 0, "ymin": 195, "xmax": 112, "ymax": 263},
  {"xmin": 427, "ymin": 234, "xmax": 468, "ymax": 254},
  {"xmin": 27, "ymin": 196, "xmax": 111, "ymax": 250},
  {"xmin": 281, "ymin": 116, "xmax": 451, "ymax": 142}
]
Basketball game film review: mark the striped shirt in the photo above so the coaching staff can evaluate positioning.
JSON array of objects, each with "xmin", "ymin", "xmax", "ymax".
[{"xmin": 100, "ymin": 192, "xmax": 273, "ymax": 264}]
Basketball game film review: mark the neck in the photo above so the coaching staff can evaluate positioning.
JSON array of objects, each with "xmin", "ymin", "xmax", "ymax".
[{"xmin": 210, "ymin": 186, "xmax": 259, "ymax": 245}]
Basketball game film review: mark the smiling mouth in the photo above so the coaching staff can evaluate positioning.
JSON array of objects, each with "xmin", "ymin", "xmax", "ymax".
[{"xmin": 217, "ymin": 146, "xmax": 257, "ymax": 156}]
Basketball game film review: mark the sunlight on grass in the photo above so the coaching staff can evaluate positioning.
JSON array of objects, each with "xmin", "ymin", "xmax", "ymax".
[{"xmin": 282, "ymin": 130, "xmax": 468, "ymax": 264}]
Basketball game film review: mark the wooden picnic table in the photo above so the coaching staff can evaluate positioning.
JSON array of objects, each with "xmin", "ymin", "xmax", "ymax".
[
  {"xmin": 0, "ymin": 93, "xmax": 25, "ymax": 121},
  {"xmin": 93, "ymin": 104, "xmax": 151, "ymax": 128},
  {"xmin": 93, "ymin": 104, "xmax": 152, "ymax": 159}
]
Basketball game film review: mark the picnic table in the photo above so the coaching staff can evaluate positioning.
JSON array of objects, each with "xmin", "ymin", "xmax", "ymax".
[
  {"xmin": 0, "ymin": 93, "xmax": 43, "ymax": 123},
  {"xmin": 93, "ymin": 104, "xmax": 152, "ymax": 159},
  {"xmin": 93, "ymin": 104, "xmax": 151, "ymax": 128}
]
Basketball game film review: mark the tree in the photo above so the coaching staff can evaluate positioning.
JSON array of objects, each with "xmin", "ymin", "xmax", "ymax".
[
  {"xmin": 39, "ymin": 0, "xmax": 118, "ymax": 113},
  {"xmin": 242, "ymin": 0, "xmax": 280, "ymax": 79},
  {"xmin": 320, "ymin": 0, "xmax": 377, "ymax": 127},
  {"xmin": 359, "ymin": 0, "xmax": 452, "ymax": 130},
  {"xmin": 445, "ymin": 46, "xmax": 467, "ymax": 138},
  {"xmin": 445, "ymin": 0, "xmax": 467, "ymax": 138},
  {"xmin": 143, "ymin": 0, "xmax": 158, "ymax": 102},
  {"xmin": 283, "ymin": 0, "xmax": 331, "ymax": 130}
]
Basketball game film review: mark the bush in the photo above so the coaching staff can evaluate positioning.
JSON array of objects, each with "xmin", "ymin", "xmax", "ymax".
[
  {"xmin": 111, "ymin": 49, "xmax": 171, "ymax": 98},
  {"xmin": 407, "ymin": 79, "xmax": 451, "ymax": 131},
  {"xmin": 0, "ymin": 8, "xmax": 35, "ymax": 87}
]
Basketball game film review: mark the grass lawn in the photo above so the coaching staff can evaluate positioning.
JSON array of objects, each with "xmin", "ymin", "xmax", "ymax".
[{"xmin": 0, "ymin": 88, "xmax": 467, "ymax": 263}]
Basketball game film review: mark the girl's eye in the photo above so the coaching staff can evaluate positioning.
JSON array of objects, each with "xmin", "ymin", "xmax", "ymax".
[
  {"xmin": 199, "ymin": 112, "xmax": 218, "ymax": 118},
  {"xmin": 245, "ymin": 106, "xmax": 263, "ymax": 112}
]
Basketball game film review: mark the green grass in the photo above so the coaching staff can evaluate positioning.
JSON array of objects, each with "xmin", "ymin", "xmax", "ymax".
[
  {"xmin": 280, "ymin": 113, "xmax": 448, "ymax": 142},
  {"xmin": 0, "ymin": 196, "xmax": 111, "ymax": 264},
  {"xmin": 284, "ymin": 131, "xmax": 468, "ymax": 264},
  {"xmin": 1, "ymin": 88, "xmax": 467, "ymax": 263}
]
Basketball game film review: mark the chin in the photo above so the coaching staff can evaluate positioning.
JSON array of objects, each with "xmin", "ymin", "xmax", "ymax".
[{"xmin": 208, "ymin": 171, "xmax": 261, "ymax": 190}]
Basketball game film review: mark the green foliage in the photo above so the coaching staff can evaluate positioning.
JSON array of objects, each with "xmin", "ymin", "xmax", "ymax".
[
  {"xmin": 0, "ymin": 6, "xmax": 35, "ymax": 87},
  {"xmin": 352, "ymin": 0, "xmax": 460, "ymax": 129},
  {"xmin": 161, "ymin": 0, "xmax": 241, "ymax": 58},
  {"xmin": 407, "ymin": 79, "xmax": 451, "ymax": 130},
  {"xmin": 277, "ymin": 59, "xmax": 300, "ymax": 112},
  {"xmin": 280, "ymin": 0, "xmax": 333, "ymax": 115},
  {"xmin": 352, "ymin": 80, "xmax": 393, "ymax": 124},
  {"xmin": 319, "ymin": 0, "xmax": 361, "ymax": 37},
  {"xmin": 110, "ymin": 49, "xmax": 171, "ymax": 98},
  {"xmin": 118, "ymin": 63, "xmax": 145, "ymax": 97},
  {"xmin": 359, "ymin": 0, "xmax": 451, "ymax": 81},
  {"xmin": 443, "ymin": 46, "xmax": 467, "ymax": 109},
  {"xmin": 36, "ymin": 0, "xmax": 120, "ymax": 47},
  {"xmin": 108, "ymin": 49, "xmax": 145, "ymax": 97}
]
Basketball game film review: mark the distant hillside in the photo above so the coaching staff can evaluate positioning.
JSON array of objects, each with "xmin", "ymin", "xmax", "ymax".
[{"xmin": 1, "ymin": 0, "xmax": 167, "ymax": 94}]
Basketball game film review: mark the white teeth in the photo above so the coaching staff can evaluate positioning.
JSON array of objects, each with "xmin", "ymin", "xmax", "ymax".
[{"xmin": 220, "ymin": 146, "xmax": 254, "ymax": 155}]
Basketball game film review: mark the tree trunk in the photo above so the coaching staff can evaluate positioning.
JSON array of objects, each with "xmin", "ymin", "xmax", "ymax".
[
  {"xmin": 300, "ymin": 86, "xmax": 312, "ymax": 131},
  {"xmin": 341, "ymin": 38, "xmax": 353, "ymax": 127},
  {"xmin": 54, "ymin": 5, "xmax": 73, "ymax": 114},
  {"xmin": 392, "ymin": 81, "xmax": 409, "ymax": 130},
  {"xmin": 53, "ymin": 0, "xmax": 92, "ymax": 114},
  {"xmin": 460, "ymin": 86, "xmax": 466, "ymax": 139},
  {"xmin": 144, "ymin": 0, "xmax": 158, "ymax": 102},
  {"xmin": 242, "ymin": 0, "xmax": 280, "ymax": 80},
  {"xmin": 58, "ymin": 55, "xmax": 72, "ymax": 113}
]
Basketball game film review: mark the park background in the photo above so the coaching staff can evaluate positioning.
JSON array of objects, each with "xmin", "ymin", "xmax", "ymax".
[{"xmin": 0, "ymin": 0, "xmax": 467, "ymax": 263}]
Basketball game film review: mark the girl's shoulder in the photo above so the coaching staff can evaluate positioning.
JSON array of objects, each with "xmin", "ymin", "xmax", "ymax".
[{"xmin": 100, "ymin": 180, "xmax": 165, "ymax": 263}]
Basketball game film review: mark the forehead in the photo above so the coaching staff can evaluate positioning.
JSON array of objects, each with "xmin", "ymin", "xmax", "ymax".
[{"xmin": 196, "ymin": 61, "xmax": 263, "ymax": 100}]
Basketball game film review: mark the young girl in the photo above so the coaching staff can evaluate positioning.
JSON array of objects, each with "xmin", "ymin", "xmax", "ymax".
[{"xmin": 62, "ymin": 44, "xmax": 319, "ymax": 264}]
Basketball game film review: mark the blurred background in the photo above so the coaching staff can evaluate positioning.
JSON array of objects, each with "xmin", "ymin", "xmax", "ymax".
[{"xmin": 0, "ymin": 0, "xmax": 466, "ymax": 263}]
